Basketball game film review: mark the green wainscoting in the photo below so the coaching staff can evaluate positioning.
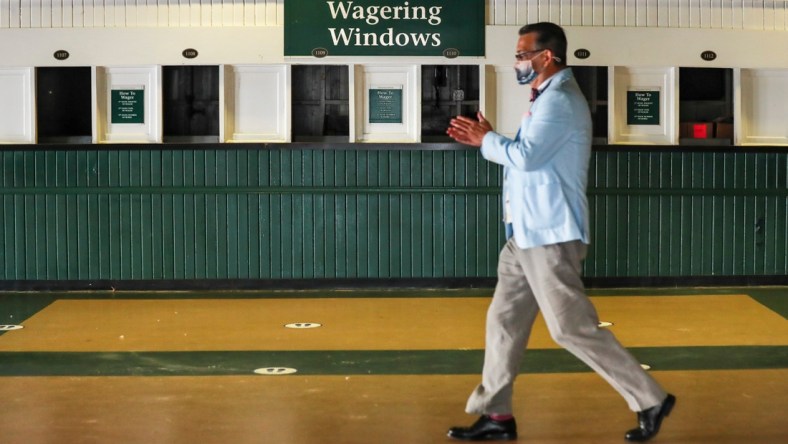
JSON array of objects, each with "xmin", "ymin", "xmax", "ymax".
[
  {"xmin": 1, "ymin": 146, "xmax": 786, "ymax": 284},
  {"xmin": 587, "ymin": 149, "xmax": 787, "ymax": 278}
]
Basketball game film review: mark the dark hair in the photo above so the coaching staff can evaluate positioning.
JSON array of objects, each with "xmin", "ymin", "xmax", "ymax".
[{"xmin": 518, "ymin": 22, "xmax": 567, "ymax": 66}]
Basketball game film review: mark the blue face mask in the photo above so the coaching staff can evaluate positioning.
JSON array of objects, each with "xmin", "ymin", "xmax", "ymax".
[{"xmin": 515, "ymin": 60, "xmax": 537, "ymax": 85}]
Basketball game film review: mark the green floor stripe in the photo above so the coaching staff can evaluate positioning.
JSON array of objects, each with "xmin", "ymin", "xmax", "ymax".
[
  {"xmin": 0, "ymin": 288, "xmax": 496, "ymax": 300},
  {"xmin": 0, "ymin": 294, "xmax": 55, "ymax": 336},
  {"xmin": 586, "ymin": 287, "xmax": 788, "ymax": 297},
  {"xmin": 0, "ymin": 346, "xmax": 785, "ymax": 377},
  {"xmin": 4, "ymin": 286, "xmax": 786, "ymax": 301},
  {"xmin": 747, "ymin": 288, "xmax": 788, "ymax": 319}
]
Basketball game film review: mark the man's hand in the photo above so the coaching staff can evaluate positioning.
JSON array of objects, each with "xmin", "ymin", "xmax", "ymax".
[{"xmin": 447, "ymin": 111, "xmax": 493, "ymax": 147}]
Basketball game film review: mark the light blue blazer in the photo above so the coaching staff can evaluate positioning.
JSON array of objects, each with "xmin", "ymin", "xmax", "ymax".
[{"xmin": 480, "ymin": 68, "xmax": 592, "ymax": 250}]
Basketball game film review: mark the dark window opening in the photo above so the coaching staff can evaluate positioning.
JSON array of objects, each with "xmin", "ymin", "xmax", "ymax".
[
  {"xmin": 291, "ymin": 65, "xmax": 349, "ymax": 142},
  {"xmin": 679, "ymin": 68, "xmax": 733, "ymax": 145},
  {"xmin": 36, "ymin": 67, "xmax": 92, "ymax": 143},
  {"xmin": 163, "ymin": 65, "xmax": 220, "ymax": 143},
  {"xmin": 572, "ymin": 66, "xmax": 608, "ymax": 144},
  {"xmin": 421, "ymin": 65, "xmax": 480, "ymax": 142}
]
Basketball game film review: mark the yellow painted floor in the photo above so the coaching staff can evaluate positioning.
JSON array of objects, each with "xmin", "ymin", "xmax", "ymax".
[
  {"xmin": 0, "ymin": 290, "xmax": 786, "ymax": 443},
  {"xmin": 1, "ymin": 295, "xmax": 785, "ymax": 352},
  {"xmin": 1, "ymin": 371, "xmax": 786, "ymax": 444}
]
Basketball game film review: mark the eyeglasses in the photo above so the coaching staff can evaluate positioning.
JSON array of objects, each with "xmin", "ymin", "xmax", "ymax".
[{"xmin": 515, "ymin": 49, "xmax": 545, "ymax": 61}]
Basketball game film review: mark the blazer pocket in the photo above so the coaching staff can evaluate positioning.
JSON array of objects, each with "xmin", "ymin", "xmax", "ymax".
[{"xmin": 523, "ymin": 182, "xmax": 568, "ymax": 230}]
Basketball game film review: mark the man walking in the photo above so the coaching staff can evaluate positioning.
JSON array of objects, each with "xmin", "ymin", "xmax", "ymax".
[{"xmin": 445, "ymin": 22, "xmax": 675, "ymax": 442}]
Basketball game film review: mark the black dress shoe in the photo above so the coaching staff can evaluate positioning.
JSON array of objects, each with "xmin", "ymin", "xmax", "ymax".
[
  {"xmin": 625, "ymin": 394, "xmax": 676, "ymax": 442},
  {"xmin": 447, "ymin": 415, "xmax": 517, "ymax": 441}
]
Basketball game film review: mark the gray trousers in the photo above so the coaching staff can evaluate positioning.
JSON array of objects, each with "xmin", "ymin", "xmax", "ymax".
[{"xmin": 465, "ymin": 238, "xmax": 667, "ymax": 415}]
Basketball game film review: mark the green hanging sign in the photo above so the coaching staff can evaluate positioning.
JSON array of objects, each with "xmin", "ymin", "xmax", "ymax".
[
  {"xmin": 111, "ymin": 88, "xmax": 145, "ymax": 124},
  {"xmin": 285, "ymin": 0, "xmax": 485, "ymax": 57},
  {"xmin": 369, "ymin": 88, "xmax": 403, "ymax": 123},
  {"xmin": 627, "ymin": 90, "xmax": 660, "ymax": 126}
]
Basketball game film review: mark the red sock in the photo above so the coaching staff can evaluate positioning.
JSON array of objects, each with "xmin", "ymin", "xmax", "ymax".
[{"xmin": 489, "ymin": 414, "xmax": 514, "ymax": 421}]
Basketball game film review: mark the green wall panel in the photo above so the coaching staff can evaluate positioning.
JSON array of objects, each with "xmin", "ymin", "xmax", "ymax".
[
  {"xmin": 585, "ymin": 150, "xmax": 787, "ymax": 278},
  {"xmin": 1, "ymin": 147, "xmax": 786, "ymax": 282},
  {"xmin": 1, "ymin": 148, "xmax": 504, "ymax": 280}
]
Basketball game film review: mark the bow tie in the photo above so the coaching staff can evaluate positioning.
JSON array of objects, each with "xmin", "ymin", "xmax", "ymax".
[{"xmin": 530, "ymin": 88, "xmax": 541, "ymax": 102}]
